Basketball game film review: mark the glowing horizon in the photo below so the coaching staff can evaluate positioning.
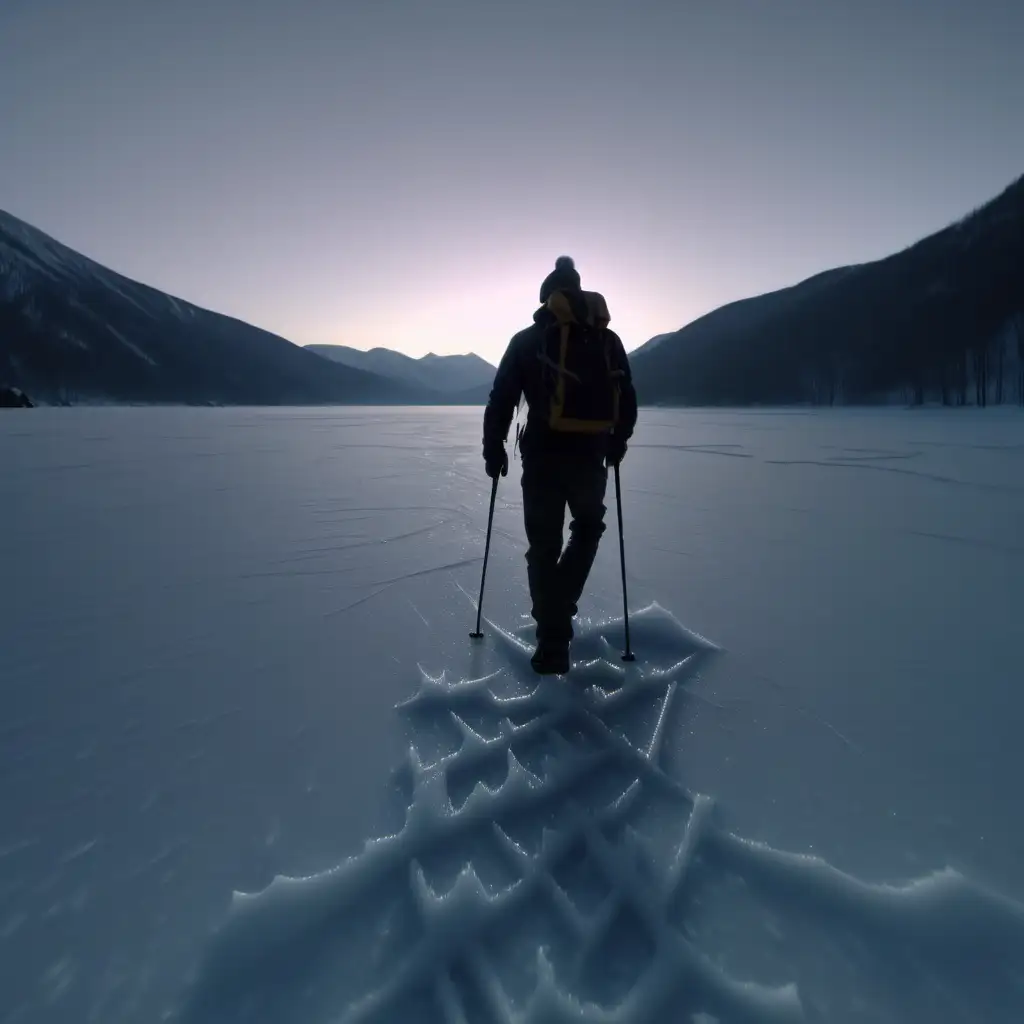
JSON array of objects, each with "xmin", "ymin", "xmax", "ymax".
[{"xmin": 3, "ymin": 1, "xmax": 1022, "ymax": 366}]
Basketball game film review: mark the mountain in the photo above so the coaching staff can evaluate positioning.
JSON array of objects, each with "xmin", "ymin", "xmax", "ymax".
[
  {"xmin": 306, "ymin": 344, "xmax": 495, "ymax": 393},
  {"xmin": 445, "ymin": 380, "xmax": 493, "ymax": 405},
  {"xmin": 419, "ymin": 351, "xmax": 496, "ymax": 391},
  {"xmin": 628, "ymin": 331, "xmax": 677, "ymax": 358},
  {"xmin": 631, "ymin": 173, "xmax": 1024, "ymax": 406},
  {"xmin": 0, "ymin": 211, "xmax": 425, "ymax": 406}
]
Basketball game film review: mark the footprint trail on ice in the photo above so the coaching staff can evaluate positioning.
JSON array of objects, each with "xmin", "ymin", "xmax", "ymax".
[{"xmin": 173, "ymin": 604, "xmax": 1024, "ymax": 1024}]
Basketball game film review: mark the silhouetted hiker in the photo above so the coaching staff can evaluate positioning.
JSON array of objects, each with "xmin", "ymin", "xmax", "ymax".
[{"xmin": 482, "ymin": 256, "xmax": 638, "ymax": 675}]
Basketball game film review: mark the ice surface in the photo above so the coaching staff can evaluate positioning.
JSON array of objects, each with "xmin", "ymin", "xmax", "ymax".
[
  {"xmin": 1, "ymin": 406, "xmax": 1023, "ymax": 1023},
  {"xmin": 171, "ymin": 600, "xmax": 1024, "ymax": 1024}
]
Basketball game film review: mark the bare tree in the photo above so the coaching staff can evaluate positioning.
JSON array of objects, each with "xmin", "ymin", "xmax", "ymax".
[
  {"xmin": 995, "ymin": 331, "xmax": 1005, "ymax": 405},
  {"xmin": 956, "ymin": 349, "xmax": 968, "ymax": 406},
  {"xmin": 939, "ymin": 358, "xmax": 954, "ymax": 407},
  {"xmin": 974, "ymin": 345, "xmax": 988, "ymax": 407},
  {"xmin": 1014, "ymin": 313, "xmax": 1024, "ymax": 407}
]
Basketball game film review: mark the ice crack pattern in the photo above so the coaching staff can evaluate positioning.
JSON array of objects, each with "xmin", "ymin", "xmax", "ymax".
[{"xmin": 174, "ymin": 604, "xmax": 1024, "ymax": 1024}]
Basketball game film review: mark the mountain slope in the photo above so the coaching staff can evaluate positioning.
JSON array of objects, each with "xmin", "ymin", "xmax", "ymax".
[
  {"xmin": 0, "ymin": 211, "xmax": 424, "ymax": 406},
  {"xmin": 631, "ymin": 174, "xmax": 1024, "ymax": 405},
  {"xmin": 419, "ymin": 351, "xmax": 496, "ymax": 391},
  {"xmin": 306, "ymin": 344, "xmax": 495, "ymax": 393}
]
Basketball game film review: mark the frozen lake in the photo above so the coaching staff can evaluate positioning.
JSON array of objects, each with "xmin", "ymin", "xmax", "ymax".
[{"xmin": 1, "ymin": 405, "xmax": 1022, "ymax": 1023}]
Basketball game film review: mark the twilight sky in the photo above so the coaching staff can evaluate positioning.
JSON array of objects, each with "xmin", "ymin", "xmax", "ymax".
[{"xmin": 2, "ymin": 0, "xmax": 1022, "ymax": 363}]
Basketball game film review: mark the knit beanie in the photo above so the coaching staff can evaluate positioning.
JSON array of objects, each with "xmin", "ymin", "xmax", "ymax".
[{"xmin": 539, "ymin": 255, "xmax": 582, "ymax": 303}]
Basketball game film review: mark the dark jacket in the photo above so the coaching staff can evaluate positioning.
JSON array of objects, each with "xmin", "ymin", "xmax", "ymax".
[{"xmin": 482, "ymin": 304, "xmax": 638, "ymax": 462}]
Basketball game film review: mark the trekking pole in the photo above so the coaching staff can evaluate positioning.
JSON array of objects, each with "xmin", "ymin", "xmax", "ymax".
[
  {"xmin": 613, "ymin": 462, "xmax": 635, "ymax": 661},
  {"xmin": 470, "ymin": 474, "xmax": 499, "ymax": 639}
]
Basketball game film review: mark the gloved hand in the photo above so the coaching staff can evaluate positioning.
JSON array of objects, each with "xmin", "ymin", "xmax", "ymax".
[
  {"xmin": 606, "ymin": 434, "xmax": 627, "ymax": 468},
  {"xmin": 484, "ymin": 443, "xmax": 508, "ymax": 479}
]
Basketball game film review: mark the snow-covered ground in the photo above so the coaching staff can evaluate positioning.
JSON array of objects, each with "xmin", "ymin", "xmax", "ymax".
[{"xmin": 1, "ymin": 405, "xmax": 1022, "ymax": 1023}]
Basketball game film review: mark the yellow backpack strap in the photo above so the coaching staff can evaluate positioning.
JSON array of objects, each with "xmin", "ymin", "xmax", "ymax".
[{"xmin": 545, "ymin": 290, "xmax": 575, "ymax": 325}]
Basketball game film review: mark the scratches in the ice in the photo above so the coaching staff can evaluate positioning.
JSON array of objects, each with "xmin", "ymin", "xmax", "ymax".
[
  {"xmin": 768, "ymin": 700, "xmax": 865, "ymax": 756},
  {"xmin": 408, "ymin": 600, "xmax": 430, "ymax": 627},
  {"xmin": 764, "ymin": 457, "xmax": 1024, "ymax": 493},
  {"xmin": 320, "ymin": 558, "xmax": 483, "ymax": 620},
  {"xmin": 59, "ymin": 839, "xmax": 99, "ymax": 865},
  {"xmin": 241, "ymin": 551, "xmax": 478, "ymax": 585},
  {"xmin": 907, "ymin": 529, "xmax": 1024, "ymax": 558},
  {"xmin": 267, "ymin": 518, "xmax": 457, "ymax": 567},
  {"xmin": 823, "ymin": 448, "xmax": 922, "ymax": 463},
  {"xmin": 369, "ymin": 556, "xmax": 483, "ymax": 588},
  {"xmin": 322, "ymin": 584, "xmax": 397, "ymax": 620},
  {"xmin": 911, "ymin": 439, "xmax": 1024, "ymax": 455},
  {"xmin": 0, "ymin": 838, "xmax": 39, "ymax": 860},
  {"xmin": 633, "ymin": 443, "xmax": 754, "ymax": 459}
]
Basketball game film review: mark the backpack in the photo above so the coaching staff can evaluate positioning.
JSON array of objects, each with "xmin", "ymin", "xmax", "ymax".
[{"xmin": 538, "ymin": 289, "xmax": 624, "ymax": 434}]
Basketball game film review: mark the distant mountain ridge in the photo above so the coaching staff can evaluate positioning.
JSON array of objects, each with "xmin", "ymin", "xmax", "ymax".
[
  {"xmin": 14, "ymin": 173, "xmax": 1020, "ymax": 412},
  {"xmin": 0, "ymin": 212, "xmax": 485, "ymax": 406},
  {"xmin": 631, "ymin": 173, "xmax": 1024, "ymax": 406},
  {"xmin": 306, "ymin": 344, "xmax": 495, "ymax": 394}
]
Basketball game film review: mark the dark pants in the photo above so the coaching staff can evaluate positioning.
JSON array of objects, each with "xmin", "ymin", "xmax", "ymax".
[{"xmin": 521, "ymin": 453, "xmax": 608, "ymax": 646}]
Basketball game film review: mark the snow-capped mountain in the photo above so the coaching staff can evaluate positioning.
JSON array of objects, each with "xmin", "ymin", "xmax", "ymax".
[
  {"xmin": 306, "ymin": 344, "xmax": 495, "ymax": 394},
  {"xmin": 632, "ymin": 172, "xmax": 1024, "ymax": 406},
  {"xmin": 0, "ymin": 211, "xmax": 425, "ymax": 406}
]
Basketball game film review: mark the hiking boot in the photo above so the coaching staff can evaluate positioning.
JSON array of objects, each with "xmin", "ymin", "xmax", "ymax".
[{"xmin": 531, "ymin": 641, "xmax": 570, "ymax": 676}]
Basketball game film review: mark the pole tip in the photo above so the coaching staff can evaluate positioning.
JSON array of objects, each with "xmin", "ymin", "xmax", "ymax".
[
  {"xmin": 621, "ymin": 651, "xmax": 636, "ymax": 662},
  {"xmin": 469, "ymin": 631, "xmax": 483, "ymax": 639}
]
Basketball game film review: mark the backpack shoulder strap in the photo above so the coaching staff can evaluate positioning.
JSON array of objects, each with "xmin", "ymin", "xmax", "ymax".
[{"xmin": 545, "ymin": 290, "xmax": 576, "ymax": 325}]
